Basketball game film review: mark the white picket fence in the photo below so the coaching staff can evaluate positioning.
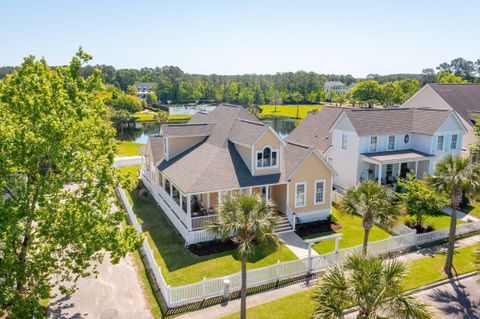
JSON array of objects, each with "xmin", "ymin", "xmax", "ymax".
[
  {"xmin": 114, "ymin": 156, "xmax": 143, "ymax": 168},
  {"xmin": 169, "ymin": 105, "xmax": 216, "ymax": 116},
  {"xmin": 117, "ymin": 186, "xmax": 480, "ymax": 309}
]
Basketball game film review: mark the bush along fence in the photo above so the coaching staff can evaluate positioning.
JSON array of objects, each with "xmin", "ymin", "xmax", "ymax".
[{"xmin": 117, "ymin": 186, "xmax": 480, "ymax": 309}]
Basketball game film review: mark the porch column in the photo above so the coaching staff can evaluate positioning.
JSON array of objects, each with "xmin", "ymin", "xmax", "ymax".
[
  {"xmin": 187, "ymin": 195, "xmax": 192, "ymax": 231},
  {"xmin": 207, "ymin": 192, "xmax": 210, "ymax": 210},
  {"xmin": 415, "ymin": 160, "xmax": 419, "ymax": 178},
  {"xmin": 218, "ymin": 191, "xmax": 222, "ymax": 205},
  {"xmin": 378, "ymin": 164, "xmax": 383, "ymax": 185}
]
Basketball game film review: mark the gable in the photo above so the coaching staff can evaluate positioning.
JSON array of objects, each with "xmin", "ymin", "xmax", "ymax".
[
  {"xmin": 331, "ymin": 112, "xmax": 356, "ymax": 132},
  {"xmin": 436, "ymin": 113, "xmax": 467, "ymax": 133},
  {"xmin": 403, "ymin": 85, "xmax": 453, "ymax": 110},
  {"xmin": 254, "ymin": 128, "xmax": 282, "ymax": 151}
]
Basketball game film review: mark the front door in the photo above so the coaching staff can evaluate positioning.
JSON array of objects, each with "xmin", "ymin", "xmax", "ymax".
[{"xmin": 400, "ymin": 162, "xmax": 409, "ymax": 179}]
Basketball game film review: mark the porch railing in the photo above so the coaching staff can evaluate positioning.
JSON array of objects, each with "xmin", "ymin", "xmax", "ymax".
[
  {"xmin": 286, "ymin": 205, "xmax": 296, "ymax": 230},
  {"xmin": 191, "ymin": 214, "xmax": 218, "ymax": 230}
]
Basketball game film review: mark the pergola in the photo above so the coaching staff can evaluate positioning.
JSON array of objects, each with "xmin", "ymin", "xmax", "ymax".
[{"xmin": 304, "ymin": 233, "xmax": 343, "ymax": 272}]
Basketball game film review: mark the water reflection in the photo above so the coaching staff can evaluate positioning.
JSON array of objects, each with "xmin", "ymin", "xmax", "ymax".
[
  {"xmin": 116, "ymin": 122, "xmax": 160, "ymax": 144},
  {"xmin": 261, "ymin": 117, "xmax": 296, "ymax": 139},
  {"xmin": 116, "ymin": 116, "xmax": 296, "ymax": 145}
]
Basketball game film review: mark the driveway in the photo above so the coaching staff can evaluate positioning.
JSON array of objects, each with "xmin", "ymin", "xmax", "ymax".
[{"xmin": 48, "ymin": 254, "xmax": 153, "ymax": 319}]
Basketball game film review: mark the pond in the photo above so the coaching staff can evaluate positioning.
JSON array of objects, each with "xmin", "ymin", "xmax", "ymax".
[
  {"xmin": 260, "ymin": 116, "xmax": 297, "ymax": 139},
  {"xmin": 116, "ymin": 116, "xmax": 296, "ymax": 144}
]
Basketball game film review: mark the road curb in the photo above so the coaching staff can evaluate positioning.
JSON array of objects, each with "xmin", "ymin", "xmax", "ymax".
[{"xmin": 407, "ymin": 271, "xmax": 479, "ymax": 296}]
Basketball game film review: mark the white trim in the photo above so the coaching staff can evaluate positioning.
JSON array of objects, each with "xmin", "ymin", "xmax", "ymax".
[
  {"xmin": 294, "ymin": 182, "xmax": 307, "ymax": 208},
  {"xmin": 166, "ymin": 133, "xmax": 210, "ymax": 138},
  {"xmin": 255, "ymin": 145, "xmax": 280, "ymax": 170},
  {"xmin": 369, "ymin": 136, "xmax": 378, "ymax": 152},
  {"xmin": 313, "ymin": 179, "xmax": 326, "ymax": 205},
  {"xmin": 328, "ymin": 111, "xmax": 356, "ymax": 134},
  {"xmin": 387, "ymin": 135, "xmax": 395, "ymax": 151},
  {"xmin": 163, "ymin": 137, "xmax": 169, "ymax": 161},
  {"xmin": 287, "ymin": 149, "xmax": 337, "ymax": 180},
  {"xmin": 229, "ymin": 139, "xmax": 253, "ymax": 149},
  {"xmin": 252, "ymin": 125, "xmax": 287, "ymax": 147}
]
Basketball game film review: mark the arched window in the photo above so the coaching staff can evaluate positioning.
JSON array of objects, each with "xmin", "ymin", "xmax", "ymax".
[
  {"xmin": 263, "ymin": 147, "xmax": 271, "ymax": 167},
  {"xmin": 256, "ymin": 146, "xmax": 278, "ymax": 168}
]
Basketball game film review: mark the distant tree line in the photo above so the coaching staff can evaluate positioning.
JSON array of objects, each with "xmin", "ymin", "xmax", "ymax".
[{"xmin": 0, "ymin": 57, "xmax": 478, "ymax": 106}]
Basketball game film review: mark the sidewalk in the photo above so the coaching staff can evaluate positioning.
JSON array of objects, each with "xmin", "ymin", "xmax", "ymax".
[
  {"xmin": 176, "ymin": 234, "xmax": 480, "ymax": 319},
  {"xmin": 442, "ymin": 206, "xmax": 480, "ymax": 222},
  {"xmin": 278, "ymin": 232, "xmax": 319, "ymax": 259}
]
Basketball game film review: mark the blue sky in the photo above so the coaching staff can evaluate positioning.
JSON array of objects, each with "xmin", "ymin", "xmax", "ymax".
[{"xmin": 1, "ymin": 0, "xmax": 479, "ymax": 77}]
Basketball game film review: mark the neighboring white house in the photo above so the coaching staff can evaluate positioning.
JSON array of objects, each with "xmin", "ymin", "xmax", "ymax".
[
  {"xmin": 286, "ymin": 107, "xmax": 467, "ymax": 191},
  {"xmin": 402, "ymin": 83, "xmax": 480, "ymax": 159},
  {"xmin": 133, "ymin": 82, "xmax": 155, "ymax": 99},
  {"xmin": 324, "ymin": 81, "xmax": 347, "ymax": 95}
]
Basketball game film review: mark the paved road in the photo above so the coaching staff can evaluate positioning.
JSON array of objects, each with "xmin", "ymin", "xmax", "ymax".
[
  {"xmin": 416, "ymin": 274, "xmax": 480, "ymax": 319},
  {"xmin": 345, "ymin": 274, "xmax": 480, "ymax": 319},
  {"xmin": 48, "ymin": 254, "xmax": 153, "ymax": 319}
]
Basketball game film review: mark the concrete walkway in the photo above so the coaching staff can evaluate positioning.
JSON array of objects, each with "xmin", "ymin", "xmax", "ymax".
[
  {"xmin": 442, "ymin": 207, "xmax": 480, "ymax": 222},
  {"xmin": 176, "ymin": 234, "xmax": 480, "ymax": 319},
  {"xmin": 278, "ymin": 232, "xmax": 318, "ymax": 259}
]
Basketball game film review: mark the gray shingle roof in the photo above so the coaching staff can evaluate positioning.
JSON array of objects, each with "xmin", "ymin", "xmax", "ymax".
[
  {"xmin": 161, "ymin": 123, "xmax": 213, "ymax": 137},
  {"xmin": 344, "ymin": 108, "xmax": 451, "ymax": 136},
  {"xmin": 148, "ymin": 135, "xmax": 164, "ymax": 163},
  {"xmin": 149, "ymin": 104, "xmax": 285, "ymax": 193},
  {"xmin": 287, "ymin": 106, "xmax": 455, "ymax": 154},
  {"xmin": 284, "ymin": 142, "xmax": 314, "ymax": 178},
  {"xmin": 428, "ymin": 83, "xmax": 480, "ymax": 125},
  {"xmin": 324, "ymin": 81, "xmax": 344, "ymax": 87},
  {"xmin": 133, "ymin": 82, "xmax": 155, "ymax": 89},
  {"xmin": 229, "ymin": 119, "xmax": 268, "ymax": 146},
  {"xmin": 285, "ymin": 107, "xmax": 344, "ymax": 153}
]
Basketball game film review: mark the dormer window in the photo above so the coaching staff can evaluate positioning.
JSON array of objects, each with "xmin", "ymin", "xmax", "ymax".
[
  {"xmin": 370, "ymin": 136, "xmax": 378, "ymax": 152},
  {"xmin": 256, "ymin": 146, "xmax": 279, "ymax": 169}
]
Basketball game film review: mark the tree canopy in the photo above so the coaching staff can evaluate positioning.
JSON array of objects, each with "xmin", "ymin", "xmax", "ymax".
[{"xmin": 0, "ymin": 51, "xmax": 142, "ymax": 318}]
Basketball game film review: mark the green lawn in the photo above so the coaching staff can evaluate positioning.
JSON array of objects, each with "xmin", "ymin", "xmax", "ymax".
[
  {"xmin": 168, "ymin": 114, "xmax": 192, "ymax": 122},
  {"xmin": 127, "ymin": 189, "xmax": 297, "ymax": 286},
  {"xmin": 221, "ymin": 243, "xmax": 480, "ymax": 319},
  {"xmin": 303, "ymin": 208, "xmax": 391, "ymax": 254},
  {"xmin": 400, "ymin": 212, "xmax": 462, "ymax": 230},
  {"xmin": 118, "ymin": 165, "xmax": 141, "ymax": 182},
  {"xmin": 115, "ymin": 140, "xmax": 143, "ymax": 156},
  {"xmin": 258, "ymin": 105, "xmax": 325, "ymax": 119},
  {"xmin": 134, "ymin": 111, "xmax": 157, "ymax": 122},
  {"xmin": 461, "ymin": 202, "xmax": 480, "ymax": 219},
  {"xmin": 132, "ymin": 251, "xmax": 162, "ymax": 318}
]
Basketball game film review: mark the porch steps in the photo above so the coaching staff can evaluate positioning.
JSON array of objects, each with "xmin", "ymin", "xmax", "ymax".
[{"xmin": 275, "ymin": 214, "xmax": 294, "ymax": 234}]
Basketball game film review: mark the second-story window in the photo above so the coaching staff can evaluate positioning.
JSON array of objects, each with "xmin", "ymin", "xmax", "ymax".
[
  {"xmin": 450, "ymin": 134, "xmax": 458, "ymax": 150},
  {"xmin": 370, "ymin": 136, "xmax": 378, "ymax": 152},
  {"xmin": 342, "ymin": 134, "xmax": 348, "ymax": 150},
  {"xmin": 388, "ymin": 135, "xmax": 395, "ymax": 150},
  {"xmin": 256, "ymin": 146, "xmax": 278, "ymax": 168},
  {"xmin": 437, "ymin": 135, "xmax": 444, "ymax": 151}
]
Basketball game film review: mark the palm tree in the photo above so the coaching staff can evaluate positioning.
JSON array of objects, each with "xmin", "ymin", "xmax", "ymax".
[
  {"xmin": 312, "ymin": 253, "xmax": 432, "ymax": 319},
  {"xmin": 208, "ymin": 193, "xmax": 280, "ymax": 319},
  {"xmin": 428, "ymin": 154, "xmax": 480, "ymax": 276},
  {"xmin": 340, "ymin": 180, "xmax": 400, "ymax": 255}
]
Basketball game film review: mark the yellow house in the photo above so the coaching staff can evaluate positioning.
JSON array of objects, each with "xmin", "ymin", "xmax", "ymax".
[{"xmin": 141, "ymin": 104, "xmax": 334, "ymax": 244}]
